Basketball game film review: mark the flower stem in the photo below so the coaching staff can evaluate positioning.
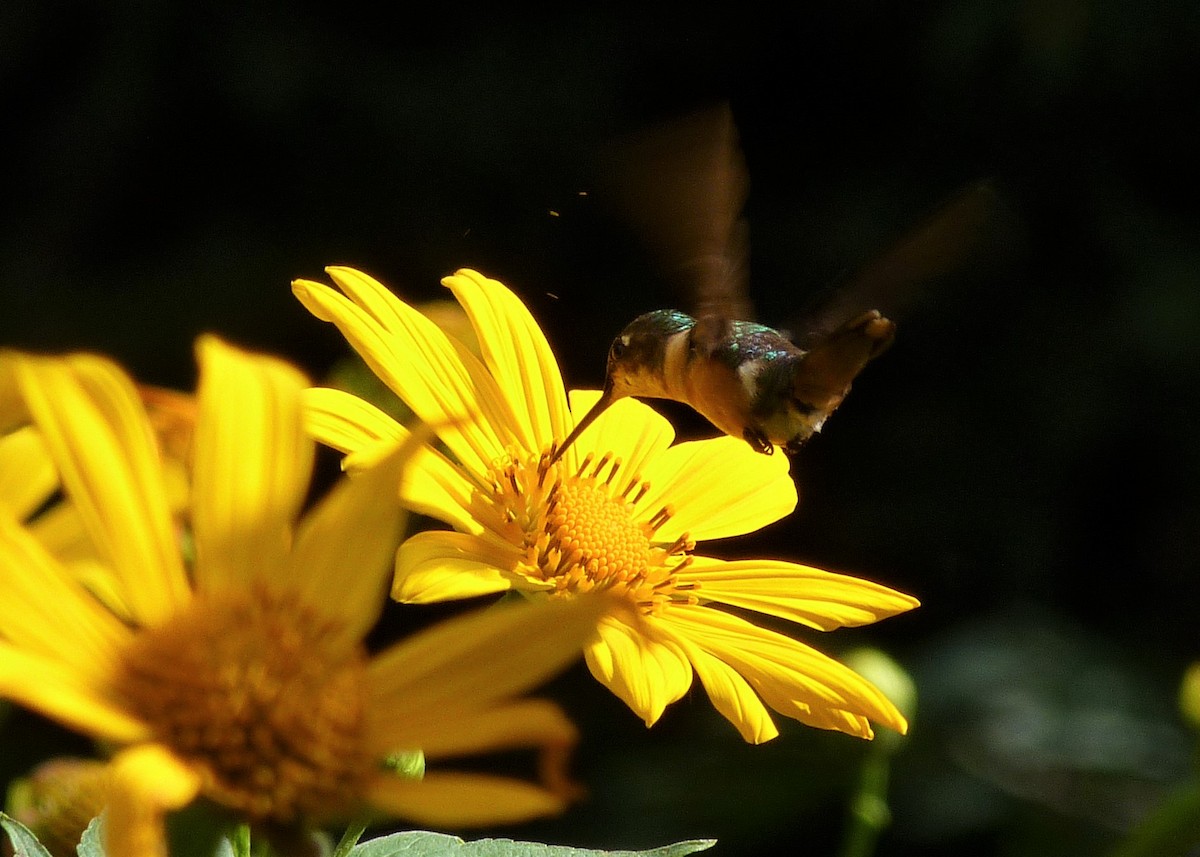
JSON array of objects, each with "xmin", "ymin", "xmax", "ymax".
[
  {"xmin": 331, "ymin": 818, "xmax": 369, "ymax": 857},
  {"xmin": 837, "ymin": 747, "xmax": 893, "ymax": 857}
]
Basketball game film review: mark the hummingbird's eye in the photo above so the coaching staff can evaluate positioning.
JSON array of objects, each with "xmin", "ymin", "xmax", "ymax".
[{"xmin": 610, "ymin": 339, "xmax": 628, "ymax": 360}]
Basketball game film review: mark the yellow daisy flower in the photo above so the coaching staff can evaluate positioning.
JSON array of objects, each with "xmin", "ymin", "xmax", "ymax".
[
  {"xmin": 293, "ymin": 267, "xmax": 919, "ymax": 744},
  {"xmin": 0, "ymin": 337, "xmax": 610, "ymax": 856}
]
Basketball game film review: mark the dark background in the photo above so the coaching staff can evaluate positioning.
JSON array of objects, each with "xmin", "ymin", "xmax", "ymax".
[{"xmin": 3, "ymin": 3, "xmax": 1199, "ymax": 856}]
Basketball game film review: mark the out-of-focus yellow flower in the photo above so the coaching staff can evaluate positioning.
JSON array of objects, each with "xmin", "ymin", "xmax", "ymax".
[
  {"xmin": 294, "ymin": 267, "xmax": 919, "ymax": 743},
  {"xmin": 0, "ymin": 338, "xmax": 608, "ymax": 857}
]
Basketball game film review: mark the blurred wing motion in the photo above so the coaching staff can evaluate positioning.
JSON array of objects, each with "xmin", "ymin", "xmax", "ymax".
[{"xmin": 554, "ymin": 104, "xmax": 1001, "ymax": 462}]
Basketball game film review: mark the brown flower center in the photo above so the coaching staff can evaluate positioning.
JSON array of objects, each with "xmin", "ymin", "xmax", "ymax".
[
  {"xmin": 114, "ymin": 586, "xmax": 372, "ymax": 824},
  {"xmin": 475, "ymin": 447, "xmax": 696, "ymax": 613}
]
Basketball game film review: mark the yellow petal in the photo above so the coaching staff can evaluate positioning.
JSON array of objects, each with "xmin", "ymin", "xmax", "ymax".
[
  {"xmin": 192, "ymin": 336, "xmax": 313, "ymax": 594},
  {"xmin": 566, "ymin": 390, "xmax": 675, "ymax": 478},
  {"xmin": 444, "ymin": 269, "xmax": 572, "ymax": 452},
  {"xmin": 667, "ymin": 633, "xmax": 779, "ymax": 743},
  {"xmin": 293, "ymin": 270, "xmax": 513, "ymax": 474},
  {"xmin": 664, "ymin": 605, "xmax": 908, "ymax": 738},
  {"xmin": 392, "ymin": 530, "xmax": 525, "ymax": 604},
  {"xmin": 683, "ymin": 556, "xmax": 920, "ymax": 631},
  {"xmin": 288, "ymin": 434, "xmax": 420, "ymax": 645},
  {"xmin": 106, "ymin": 745, "xmax": 201, "ymax": 857},
  {"xmin": 303, "ymin": 387, "xmax": 483, "ymax": 534},
  {"xmin": 364, "ymin": 770, "xmax": 567, "ymax": 827},
  {"xmin": 0, "ymin": 353, "xmax": 26, "ymax": 432},
  {"xmin": 637, "ymin": 434, "xmax": 796, "ymax": 543},
  {"xmin": 0, "ymin": 512, "xmax": 131, "ymax": 673},
  {"xmin": 582, "ymin": 615, "xmax": 693, "ymax": 726},
  {"xmin": 15, "ymin": 353, "xmax": 189, "ymax": 625},
  {"xmin": 0, "ymin": 426, "xmax": 56, "ymax": 519},
  {"xmin": 0, "ymin": 642, "xmax": 148, "ymax": 743},
  {"xmin": 371, "ymin": 698, "xmax": 577, "ymax": 760},
  {"xmin": 367, "ymin": 596, "xmax": 611, "ymax": 716}
]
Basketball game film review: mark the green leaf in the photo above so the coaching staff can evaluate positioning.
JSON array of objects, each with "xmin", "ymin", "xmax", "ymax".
[
  {"xmin": 0, "ymin": 811, "xmax": 54, "ymax": 857},
  {"xmin": 349, "ymin": 830, "xmax": 715, "ymax": 857},
  {"xmin": 76, "ymin": 816, "xmax": 104, "ymax": 857}
]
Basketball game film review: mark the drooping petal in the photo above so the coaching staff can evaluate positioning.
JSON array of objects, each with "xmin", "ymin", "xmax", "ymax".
[
  {"xmin": 683, "ymin": 556, "xmax": 920, "ymax": 631},
  {"xmin": 364, "ymin": 771, "xmax": 567, "ymax": 827},
  {"xmin": 637, "ymin": 434, "xmax": 796, "ymax": 543},
  {"xmin": 666, "ymin": 632, "xmax": 780, "ymax": 743},
  {"xmin": 0, "ymin": 512, "xmax": 131, "ymax": 672},
  {"xmin": 444, "ymin": 269, "xmax": 572, "ymax": 452},
  {"xmin": 392, "ymin": 530, "xmax": 526, "ymax": 603},
  {"xmin": 0, "ymin": 642, "xmax": 148, "ymax": 743},
  {"xmin": 14, "ymin": 354, "xmax": 189, "ymax": 625},
  {"xmin": 192, "ymin": 336, "xmax": 313, "ymax": 594},
  {"xmin": 664, "ymin": 605, "xmax": 908, "ymax": 738},
  {"xmin": 566, "ymin": 390, "xmax": 675, "ymax": 479},
  {"xmin": 582, "ymin": 615, "xmax": 693, "ymax": 727},
  {"xmin": 0, "ymin": 426, "xmax": 56, "ymax": 519},
  {"xmin": 367, "ymin": 596, "xmax": 612, "ymax": 717},
  {"xmin": 293, "ymin": 270, "xmax": 514, "ymax": 475},
  {"xmin": 370, "ymin": 698, "xmax": 577, "ymax": 760},
  {"xmin": 106, "ymin": 744, "xmax": 202, "ymax": 857},
  {"xmin": 304, "ymin": 387, "xmax": 483, "ymax": 534}
]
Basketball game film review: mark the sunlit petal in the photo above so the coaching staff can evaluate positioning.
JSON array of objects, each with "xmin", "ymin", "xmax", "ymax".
[
  {"xmin": 303, "ymin": 386, "xmax": 405, "ymax": 453},
  {"xmin": 106, "ymin": 745, "xmax": 201, "ymax": 857},
  {"xmin": 671, "ymin": 633, "xmax": 779, "ymax": 744},
  {"xmin": 638, "ymin": 435, "xmax": 796, "ymax": 542},
  {"xmin": 191, "ymin": 336, "xmax": 313, "ymax": 594},
  {"xmin": 365, "ymin": 771, "xmax": 567, "ymax": 827},
  {"xmin": 445, "ymin": 269, "xmax": 572, "ymax": 451},
  {"xmin": 392, "ymin": 530, "xmax": 525, "ymax": 603},
  {"xmin": 683, "ymin": 556, "xmax": 920, "ymax": 630},
  {"xmin": 583, "ymin": 615, "xmax": 693, "ymax": 726},
  {"xmin": 566, "ymin": 390, "xmax": 675, "ymax": 478},
  {"xmin": 15, "ymin": 354, "xmax": 189, "ymax": 624},
  {"xmin": 0, "ymin": 426, "xmax": 56, "ymax": 519}
]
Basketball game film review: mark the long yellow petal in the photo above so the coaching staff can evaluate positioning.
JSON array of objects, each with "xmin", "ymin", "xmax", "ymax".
[
  {"xmin": 0, "ymin": 512, "xmax": 131, "ymax": 672},
  {"xmin": 582, "ymin": 615, "xmax": 693, "ymax": 726},
  {"xmin": 370, "ymin": 698, "xmax": 577, "ymax": 760},
  {"xmin": 294, "ymin": 271, "xmax": 512, "ymax": 474},
  {"xmin": 0, "ymin": 426, "xmax": 56, "ymax": 519},
  {"xmin": 367, "ymin": 596, "xmax": 612, "ymax": 716},
  {"xmin": 364, "ymin": 771, "xmax": 567, "ymax": 827},
  {"xmin": 15, "ymin": 354, "xmax": 189, "ymax": 624},
  {"xmin": 0, "ymin": 642, "xmax": 148, "ymax": 743},
  {"xmin": 671, "ymin": 635, "xmax": 779, "ymax": 743},
  {"xmin": 682, "ymin": 556, "xmax": 920, "ymax": 631},
  {"xmin": 192, "ymin": 337, "xmax": 312, "ymax": 594},
  {"xmin": 664, "ymin": 605, "xmax": 907, "ymax": 737},
  {"xmin": 392, "ymin": 530, "xmax": 525, "ymax": 604},
  {"xmin": 566, "ymin": 390, "xmax": 675, "ymax": 479},
  {"xmin": 288, "ymin": 435, "xmax": 420, "ymax": 645},
  {"xmin": 637, "ymin": 435, "xmax": 796, "ymax": 543},
  {"xmin": 444, "ymin": 269, "xmax": 572, "ymax": 453},
  {"xmin": 106, "ymin": 745, "xmax": 201, "ymax": 857},
  {"xmin": 0, "ymin": 353, "xmax": 26, "ymax": 432},
  {"xmin": 304, "ymin": 387, "xmax": 483, "ymax": 534}
]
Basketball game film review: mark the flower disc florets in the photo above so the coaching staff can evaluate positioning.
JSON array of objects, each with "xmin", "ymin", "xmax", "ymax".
[
  {"xmin": 474, "ymin": 446, "xmax": 696, "ymax": 615},
  {"xmin": 115, "ymin": 585, "xmax": 372, "ymax": 824}
]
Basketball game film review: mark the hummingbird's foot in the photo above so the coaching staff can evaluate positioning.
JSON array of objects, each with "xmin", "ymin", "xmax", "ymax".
[{"xmin": 742, "ymin": 428, "xmax": 774, "ymax": 455}]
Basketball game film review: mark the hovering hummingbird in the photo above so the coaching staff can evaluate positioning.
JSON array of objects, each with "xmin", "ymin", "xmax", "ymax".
[{"xmin": 552, "ymin": 103, "xmax": 996, "ymax": 462}]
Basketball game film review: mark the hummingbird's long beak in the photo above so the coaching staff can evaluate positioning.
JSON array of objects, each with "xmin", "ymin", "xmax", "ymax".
[{"xmin": 548, "ymin": 382, "xmax": 617, "ymax": 466}]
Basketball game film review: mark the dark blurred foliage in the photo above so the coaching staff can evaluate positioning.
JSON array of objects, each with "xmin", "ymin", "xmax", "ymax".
[{"xmin": 2, "ymin": 2, "xmax": 1199, "ymax": 856}]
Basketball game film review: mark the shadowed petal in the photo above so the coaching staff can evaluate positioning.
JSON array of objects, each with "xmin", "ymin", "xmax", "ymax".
[
  {"xmin": 106, "ymin": 745, "xmax": 202, "ymax": 857},
  {"xmin": 583, "ymin": 615, "xmax": 693, "ymax": 726},
  {"xmin": 365, "ymin": 771, "xmax": 567, "ymax": 827},
  {"xmin": 370, "ymin": 698, "xmax": 576, "ymax": 760},
  {"xmin": 683, "ymin": 556, "xmax": 920, "ymax": 631}
]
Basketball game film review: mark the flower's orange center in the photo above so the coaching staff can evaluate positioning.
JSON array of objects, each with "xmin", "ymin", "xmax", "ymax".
[
  {"xmin": 476, "ymin": 448, "xmax": 696, "ymax": 614},
  {"xmin": 114, "ymin": 586, "xmax": 372, "ymax": 825}
]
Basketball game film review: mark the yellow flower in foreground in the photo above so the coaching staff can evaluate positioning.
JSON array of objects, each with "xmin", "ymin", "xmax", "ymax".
[
  {"xmin": 294, "ymin": 267, "xmax": 920, "ymax": 744},
  {"xmin": 0, "ymin": 338, "xmax": 608, "ymax": 856}
]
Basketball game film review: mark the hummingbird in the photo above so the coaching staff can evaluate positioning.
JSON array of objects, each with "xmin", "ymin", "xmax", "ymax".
[{"xmin": 551, "ymin": 103, "xmax": 997, "ymax": 463}]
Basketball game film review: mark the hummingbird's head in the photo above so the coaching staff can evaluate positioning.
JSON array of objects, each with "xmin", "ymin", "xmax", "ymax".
[{"xmin": 604, "ymin": 309, "xmax": 693, "ymax": 397}]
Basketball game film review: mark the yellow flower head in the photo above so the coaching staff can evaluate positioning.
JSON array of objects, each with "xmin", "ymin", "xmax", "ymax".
[
  {"xmin": 0, "ymin": 338, "xmax": 608, "ymax": 856},
  {"xmin": 294, "ymin": 267, "xmax": 920, "ymax": 744}
]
